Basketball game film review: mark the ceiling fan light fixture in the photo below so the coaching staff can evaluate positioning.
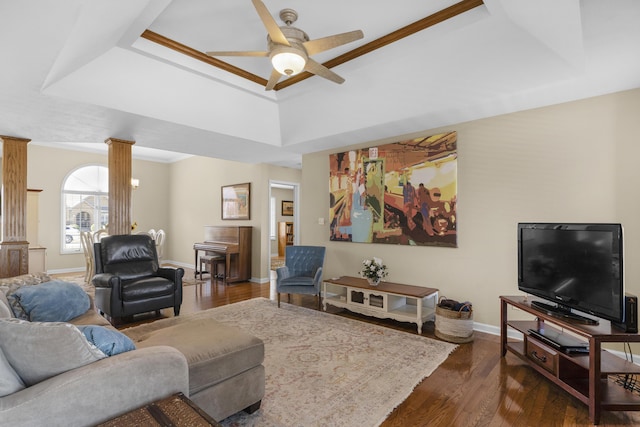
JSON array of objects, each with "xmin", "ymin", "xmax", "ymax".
[
  {"xmin": 205, "ymin": 1, "xmax": 362, "ymax": 88},
  {"xmin": 271, "ymin": 50, "xmax": 306, "ymax": 76}
]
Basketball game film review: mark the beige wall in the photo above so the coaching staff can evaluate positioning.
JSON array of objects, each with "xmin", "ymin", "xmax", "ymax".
[
  {"xmin": 17, "ymin": 144, "xmax": 300, "ymax": 281},
  {"xmin": 166, "ymin": 156, "xmax": 301, "ymax": 280},
  {"xmin": 300, "ymin": 88, "xmax": 640, "ymax": 329},
  {"xmin": 13, "ymin": 88, "xmax": 640, "ymax": 331},
  {"xmin": 24, "ymin": 145, "xmax": 171, "ymax": 271}
]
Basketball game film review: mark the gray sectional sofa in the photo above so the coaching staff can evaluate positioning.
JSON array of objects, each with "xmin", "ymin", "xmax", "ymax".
[{"xmin": 0, "ymin": 274, "xmax": 265, "ymax": 426}]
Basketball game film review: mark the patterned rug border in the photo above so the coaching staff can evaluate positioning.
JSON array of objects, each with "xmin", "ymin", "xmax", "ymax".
[{"xmin": 127, "ymin": 297, "xmax": 458, "ymax": 427}]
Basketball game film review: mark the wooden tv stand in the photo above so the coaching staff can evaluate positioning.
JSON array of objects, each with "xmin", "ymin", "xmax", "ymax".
[{"xmin": 500, "ymin": 296, "xmax": 640, "ymax": 424}]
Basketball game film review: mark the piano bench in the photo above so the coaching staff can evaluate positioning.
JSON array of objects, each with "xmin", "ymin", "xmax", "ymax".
[{"xmin": 199, "ymin": 254, "xmax": 225, "ymax": 280}]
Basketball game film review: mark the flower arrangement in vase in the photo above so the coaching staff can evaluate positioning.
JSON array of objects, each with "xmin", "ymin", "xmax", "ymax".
[{"xmin": 360, "ymin": 257, "xmax": 388, "ymax": 286}]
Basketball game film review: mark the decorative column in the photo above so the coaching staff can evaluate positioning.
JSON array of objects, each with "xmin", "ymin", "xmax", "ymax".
[
  {"xmin": 105, "ymin": 138, "xmax": 134, "ymax": 235},
  {"xmin": 0, "ymin": 136, "xmax": 30, "ymax": 277}
]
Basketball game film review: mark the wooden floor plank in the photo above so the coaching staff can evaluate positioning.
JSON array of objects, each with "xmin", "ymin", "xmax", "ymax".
[{"xmin": 66, "ymin": 267, "xmax": 640, "ymax": 426}]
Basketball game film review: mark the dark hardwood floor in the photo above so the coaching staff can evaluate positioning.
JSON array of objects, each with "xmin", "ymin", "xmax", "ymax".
[{"xmin": 94, "ymin": 267, "xmax": 640, "ymax": 426}]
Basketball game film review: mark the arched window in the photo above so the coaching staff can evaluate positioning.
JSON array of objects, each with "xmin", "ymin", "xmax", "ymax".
[{"xmin": 61, "ymin": 165, "xmax": 108, "ymax": 253}]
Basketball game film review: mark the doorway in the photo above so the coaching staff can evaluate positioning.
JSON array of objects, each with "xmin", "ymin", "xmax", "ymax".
[{"xmin": 268, "ymin": 181, "xmax": 299, "ymax": 271}]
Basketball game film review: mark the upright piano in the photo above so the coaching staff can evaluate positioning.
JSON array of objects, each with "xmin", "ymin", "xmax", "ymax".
[{"xmin": 193, "ymin": 226, "xmax": 252, "ymax": 283}]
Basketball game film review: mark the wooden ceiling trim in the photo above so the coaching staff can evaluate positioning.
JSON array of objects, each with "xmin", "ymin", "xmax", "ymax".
[
  {"xmin": 276, "ymin": 0, "xmax": 484, "ymax": 90},
  {"xmin": 141, "ymin": 30, "xmax": 268, "ymax": 86},
  {"xmin": 142, "ymin": 0, "xmax": 484, "ymax": 91}
]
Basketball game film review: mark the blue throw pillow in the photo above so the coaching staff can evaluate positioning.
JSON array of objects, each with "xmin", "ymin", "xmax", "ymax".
[
  {"xmin": 77, "ymin": 325, "xmax": 136, "ymax": 356},
  {"xmin": 10, "ymin": 281, "xmax": 90, "ymax": 322}
]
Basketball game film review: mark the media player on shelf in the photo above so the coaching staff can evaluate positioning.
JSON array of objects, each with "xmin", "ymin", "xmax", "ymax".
[{"xmin": 527, "ymin": 327, "xmax": 589, "ymax": 353}]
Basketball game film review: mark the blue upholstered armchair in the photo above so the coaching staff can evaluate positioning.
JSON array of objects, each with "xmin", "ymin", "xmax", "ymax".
[{"xmin": 276, "ymin": 246, "xmax": 326, "ymax": 308}]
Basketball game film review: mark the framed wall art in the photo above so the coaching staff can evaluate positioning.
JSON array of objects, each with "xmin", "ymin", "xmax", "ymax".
[
  {"xmin": 282, "ymin": 200, "xmax": 294, "ymax": 216},
  {"xmin": 329, "ymin": 131, "xmax": 457, "ymax": 247},
  {"xmin": 221, "ymin": 182, "xmax": 251, "ymax": 220}
]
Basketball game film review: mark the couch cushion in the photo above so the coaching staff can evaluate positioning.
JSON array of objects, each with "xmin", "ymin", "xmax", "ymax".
[
  {"xmin": 121, "ymin": 277, "xmax": 174, "ymax": 301},
  {"xmin": 124, "ymin": 317, "xmax": 264, "ymax": 394},
  {"xmin": 100, "ymin": 234, "xmax": 158, "ymax": 280},
  {"xmin": 279, "ymin": 276, "xmax": 315, "ymax": 287},
  {"xmin": 0, "ymin": 293, "xmax": 13, "ymax": 319},
  {"xmin": 0, "ymin": 319, "xmax": 106, "ymax": 386},
  {"xmin": 77, "ymin": 325, "xmax": 136, "ymax": 356},
  {"xmin": 68, "ymin": 306, "xmax": 113, "ymax": 328},
  {"xmin": 0, "ymin": 348, "xmax": 25, "ymax": 397},
  {"xmin": 0, "ymin": 273, "xmax": 51, "ymax": 319},
  {"xmin": 10, "ymin": 280, "xmax": 90, "ymax": 322}
]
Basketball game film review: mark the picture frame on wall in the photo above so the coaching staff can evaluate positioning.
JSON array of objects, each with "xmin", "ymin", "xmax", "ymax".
[
  {"xmin": 329, "ymin": 131, "xmax": 458, "ymax": 247},
  {"xmin": 221, "ymin": 182, "xmax": 251, "ymax": 220},
  {"xmin": 282, "ymin": 200, "xmax": 294, "ymax": 216}
]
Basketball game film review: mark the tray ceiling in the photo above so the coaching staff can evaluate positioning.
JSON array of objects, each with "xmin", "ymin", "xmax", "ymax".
[{"xmin": 1, "ymin": 0, "xmax": 639, "ymax": 167}]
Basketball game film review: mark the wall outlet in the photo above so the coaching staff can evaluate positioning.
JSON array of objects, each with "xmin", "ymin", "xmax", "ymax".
[{"xmin": 318, "ymin": 218, "xmax": 325, "ymax": 225}]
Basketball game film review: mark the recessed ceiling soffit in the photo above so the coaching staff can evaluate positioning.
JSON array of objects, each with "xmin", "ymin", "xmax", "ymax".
[{"xmin": 141, "ymin": 0, "xmax": 485, "ymax": 91}]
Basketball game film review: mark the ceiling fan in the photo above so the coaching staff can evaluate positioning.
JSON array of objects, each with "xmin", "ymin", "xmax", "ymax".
[{"xmin": 206, "ymin": 0, "xmax": 364, "ymax": 90}]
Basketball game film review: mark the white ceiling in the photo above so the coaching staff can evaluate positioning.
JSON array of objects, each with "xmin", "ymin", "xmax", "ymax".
[{"xmin": 1, "ymin": 0, "xmax": 639, "ymax": 167}]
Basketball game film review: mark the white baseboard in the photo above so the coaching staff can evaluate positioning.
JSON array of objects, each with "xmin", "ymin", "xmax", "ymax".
[
  {"xmin": 164, "ymin": 259, "xmax": 190, "ymax": 269},
  {"xmin": 46, "ymin": 267, "xmax": 85, "ymax": 275},
  {"xmin": 168, "ymin": 259, "xmax": 268, "ymax": 283},
  {"xmin": 472, "ymin": 321, "xmax": 525, "ymax": 340}
]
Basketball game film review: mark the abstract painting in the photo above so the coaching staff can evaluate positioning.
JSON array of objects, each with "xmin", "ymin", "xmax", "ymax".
[{"xmin": 329, "ymin": 132, "xmax": 457, "ymax": 247}]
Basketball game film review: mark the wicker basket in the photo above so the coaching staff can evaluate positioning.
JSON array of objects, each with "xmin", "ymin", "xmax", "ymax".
[{"xmin": 435, "ymin": 302, "xmax": 474, "ymax": 343}]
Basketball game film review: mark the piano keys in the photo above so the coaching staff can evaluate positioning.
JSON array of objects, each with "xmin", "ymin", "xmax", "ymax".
[{"xmin": 193, "ymin": 226, "xmax": 252, "ymax": 283}]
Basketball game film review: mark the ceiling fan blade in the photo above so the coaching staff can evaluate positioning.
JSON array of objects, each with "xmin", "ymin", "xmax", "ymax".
[
  {"xmin": 304, "ymin": 58, "xmax": 345, "ymax": 84},
  {"xmin": 303, "ymin": 30, "xmax": 364, "ymax": 56},
  {"xmin": 252, "ymin": 0, "xmax": 290, "ymax": 46},
  {"xmin": 205, "ymin": 51, "xmax": 268, "ymax": 57},
  {"xmin": 265, "ymin": 68, "xmax": 282, "ymax": 91}
]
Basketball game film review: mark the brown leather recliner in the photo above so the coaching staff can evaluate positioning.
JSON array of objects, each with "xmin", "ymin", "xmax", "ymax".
[{"xmin": 92, "ymin": 234, "xmax": 183, "ymax": 324}]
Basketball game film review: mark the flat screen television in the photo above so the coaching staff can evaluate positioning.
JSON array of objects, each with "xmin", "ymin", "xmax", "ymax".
[{"xmin": 517, "ymin": 223, "xmax": 624, "ymax": 324}]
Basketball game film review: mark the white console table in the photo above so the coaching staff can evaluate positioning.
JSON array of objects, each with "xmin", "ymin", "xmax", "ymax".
[{"xmin": 322, "ymin": 276, "xmax": 438, "ymax": 334}]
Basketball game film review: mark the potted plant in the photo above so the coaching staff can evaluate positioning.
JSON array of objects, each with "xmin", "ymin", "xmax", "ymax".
[{"xmin": 360, "ymin": 257, "xmax": 388, "ymax": 286}]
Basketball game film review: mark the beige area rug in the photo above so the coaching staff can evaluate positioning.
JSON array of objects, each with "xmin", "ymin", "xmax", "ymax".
[
  {"xmin": 170, "ymin": 298, "xmax": 457, "ymax": 427},
  {"xmin": 56, "ymin": 276, "xmax": 457, "ymax": 426},
  {"xmin": 182, "ymin": 275, "xmax": 202, "ymax": 286}
]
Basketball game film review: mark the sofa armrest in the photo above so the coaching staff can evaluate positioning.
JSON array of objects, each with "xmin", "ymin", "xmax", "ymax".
[
  {"xmin": 92, "ymin": 273, "xmax": 119, "ymax": 289},
  {"xmin": 157, "ymin": 267, "xmax": 184, "ymax": 283},
  {"xmin": 275, "ymin": 266, "xmax": 290, "ymax": 281},
  {"xmin": 313, "ymin": 266, "xmax": 323, "ymax": 286},
  {"xmin": 0, "ymin": 346, "xmax": 189, "ymax": 427},
  {"xmin": 157, "ymin": 267, "xmax": 184, "ymax": 308}
]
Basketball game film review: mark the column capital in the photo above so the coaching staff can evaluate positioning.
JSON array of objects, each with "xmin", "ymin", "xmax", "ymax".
[
  {"xmin": 104, "ymin": 137, "xmax": 135, "ymax": 146},
  {"xmin": 0, "ymin": 135, "xmax": 31, "ymax": 144}
]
